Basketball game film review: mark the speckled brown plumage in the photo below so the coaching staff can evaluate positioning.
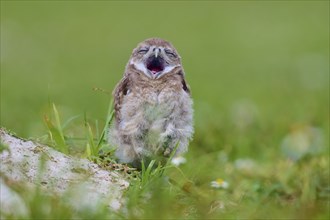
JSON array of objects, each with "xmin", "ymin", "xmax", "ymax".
[{"xmin": 108, "ymin": 38, "xmax": 193, "ymax": 167}]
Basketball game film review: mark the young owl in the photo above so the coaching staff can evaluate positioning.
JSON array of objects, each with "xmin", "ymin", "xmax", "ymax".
[{"xmin": 108, "ymin": 38, "xmax": 193, "ymax": 168}]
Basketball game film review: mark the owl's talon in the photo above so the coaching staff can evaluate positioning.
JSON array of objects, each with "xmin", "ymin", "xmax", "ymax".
[{"xmin": 164, "ymin": 148, "xmax": 171, "ymax": 157}]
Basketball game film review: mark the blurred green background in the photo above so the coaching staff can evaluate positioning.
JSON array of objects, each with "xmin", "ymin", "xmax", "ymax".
[
  {"xmin": 1, "ymin": 1, "xmax": 329, "ymax": 218},
  {"xmin": 1, "ymin": 1, "xmax": 328, "ymax": 140}
]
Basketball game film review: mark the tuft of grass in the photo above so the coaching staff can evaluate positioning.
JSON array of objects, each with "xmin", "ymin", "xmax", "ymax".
[
  {"xmin": 84, "ymin": 98, "xmax": 115, "ymax": 159},
  {"xmin": 43, "ymin": 99, "xmax": 115, "ymax": 159},
  {"xmin": 96, "ymin": 97, "xmax": 115, "ymax": 149},
  {"xmin": 43, "ymin": 103, "xmax": 68, "ymax": 154}
]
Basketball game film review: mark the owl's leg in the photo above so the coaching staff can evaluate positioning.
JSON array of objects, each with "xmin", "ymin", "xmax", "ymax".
[
  {"xmin": 115, "ymin": 144, "xmax": 138, "ymax": 163},
  {"xmin": 160, "ymin": 121, "xmax": 192, "ymax": 158},
  {"xmin": 162, "ymin": 135, "xmax": 188, "ymax": 157},
  {"xmin": 159, "ymin": 123, "xmax": 181, "ymax": 157},
  {"xmin": 114, "ymin": 134, "xmax": 140, "ymax": 164}
]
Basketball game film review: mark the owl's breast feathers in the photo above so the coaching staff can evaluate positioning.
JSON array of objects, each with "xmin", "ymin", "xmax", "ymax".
[{"xmin": 113, "ymin": 67, "xmax": 191, "ymax": 124}]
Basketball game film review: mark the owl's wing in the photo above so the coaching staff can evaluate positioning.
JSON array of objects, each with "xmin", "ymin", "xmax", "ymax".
[
  {"xmin": 181, "ymin": 78, "xmax": 191, "ymax": 94},
  {"xmin": 178, "ymin": 71, "xmax": 191, "ymax": 94},
  {"xmin": 113, "ymin": 76, "xmax": 130, "ymax": 123}
]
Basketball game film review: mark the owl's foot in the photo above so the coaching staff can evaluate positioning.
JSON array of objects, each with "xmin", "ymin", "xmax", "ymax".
[
  {"xmin": 163, "ymin": 147, "xmax": 171, "ymax": 157},
  {"xmin": 159, "ymin": 133, "xmax": 173, "ymax": 157}
]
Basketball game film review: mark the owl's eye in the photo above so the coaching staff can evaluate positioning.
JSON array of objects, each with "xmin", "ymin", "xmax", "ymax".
[
  {"xmin": 138, "ymin": 48, "xmax": 149, "ymax": 54},
  {"xmin": 165, "ymin": 49, "xmax": 177, "ymax": 58}
]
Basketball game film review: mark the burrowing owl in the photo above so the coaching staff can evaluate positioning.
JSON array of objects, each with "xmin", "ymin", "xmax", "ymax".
[{"xmin": 108, "ymin": 38, "xmax": 193, "ymax": 168}]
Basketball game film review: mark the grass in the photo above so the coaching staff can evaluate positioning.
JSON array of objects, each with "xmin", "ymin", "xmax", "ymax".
[
  {"xmin": 1, "ymin": 1, "xmax": 329, "ymax": 219},
  {"xmin": 2, "ymin": 100, "xmax": 328, "ymax": 219}
]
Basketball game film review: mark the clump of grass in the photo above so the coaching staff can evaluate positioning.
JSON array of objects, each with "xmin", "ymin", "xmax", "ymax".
[
  {"xmin": 43, "ymin": 99, "xmax": 115, "ymax": 160},
  {"xmin": 85, "ymin": 99, "xmax": 115, "ymax": 159},
  {"xmin": 43, "ymin": 103, "xmax": 68, "ymax": 154}
]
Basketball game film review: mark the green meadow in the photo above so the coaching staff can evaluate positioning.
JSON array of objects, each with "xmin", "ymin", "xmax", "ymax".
[{"xmin": 1, "ymin": 1, "xmax": 329, "ymax": 219}]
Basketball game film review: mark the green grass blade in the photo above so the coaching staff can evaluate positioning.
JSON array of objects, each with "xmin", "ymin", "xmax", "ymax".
[
  {"xmin": 97, "ymin": 98, "xmax": 114, "ymax": 148},
  {"xmin": 52, "ymin": 103, "xmax": 65, "ymax": 142},
  {"xmin": 44, "ymin": 111, "xmax": 68, "ymax": 154},
  {"xmin": 62, "ymin": 114, "xmax": 82, "ymax": 130}
]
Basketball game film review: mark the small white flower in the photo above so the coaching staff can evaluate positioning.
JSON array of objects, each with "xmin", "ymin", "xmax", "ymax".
[
  {"xmin": 210, "ymin": 178, "xmax": 229, "ymax": 189},
  {"xmin": 171, "ymin": 156, "xmax": 187, "ymax": 166}
]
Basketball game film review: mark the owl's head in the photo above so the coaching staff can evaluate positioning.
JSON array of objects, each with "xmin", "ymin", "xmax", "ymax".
[{"xmin": 128, "ymin": 38, "xmax": 182, "ymax": 79}]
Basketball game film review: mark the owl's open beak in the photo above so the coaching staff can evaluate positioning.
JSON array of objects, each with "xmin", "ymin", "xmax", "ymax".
[{"xmin": 146, "ymin": 56, "xmax": 165, "ymax": 75}]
